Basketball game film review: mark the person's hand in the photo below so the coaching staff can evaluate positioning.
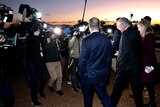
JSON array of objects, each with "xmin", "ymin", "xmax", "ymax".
[
  {"xmin": 3, "ymin": 18, "xmax": 19, "ymax": 29},
  {"xmin": 34, "ymin": 30, "xmax": 40, "ymax": 36},
  {"xmin": 114, "ymin": 51, "xmax": 119, "ymax": 56},
  {"xmin": 0, "ymin": 34, "xmax": 6, "ymax": 43},
  {"xmin": 145, "ymin": 66, "xmax": 154, "ymax": 73}
]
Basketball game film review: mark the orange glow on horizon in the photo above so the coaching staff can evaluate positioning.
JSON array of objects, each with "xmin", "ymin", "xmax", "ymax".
[
  {"xmin": 9, "ymin": 0, "xmax": 160, "ymax": 26},
  {"xmin": 41, "ymin": 0, "xmax": 160, "ymax": 25}
]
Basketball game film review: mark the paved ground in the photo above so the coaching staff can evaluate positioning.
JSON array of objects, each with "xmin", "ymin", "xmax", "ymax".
[
  {"xmin": 9, "ymin": 48, "xmax": 160, "ymax": 107},
  {"xmin": 11, "ymin": 70, "xmax": 160, "ymax": 107}
]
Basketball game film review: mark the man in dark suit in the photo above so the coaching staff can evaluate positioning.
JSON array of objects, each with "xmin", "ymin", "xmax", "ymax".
[
  {"xmin": 112, "ymin": 17, "xmax": 121, "ymax": 56},
  {"xmin": 111, "ymin": 18, "xmax": 121, "ymax": 72},
  {"xmin": 79, "ymin": 17, "xmax": 113, "ymax": 107},
  {"xmin": 111, "ymin": 17, "xmax": 144, "ymax": 107}
]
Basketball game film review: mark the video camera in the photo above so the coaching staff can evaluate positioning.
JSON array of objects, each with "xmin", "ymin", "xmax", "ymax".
[
  {"xmin": 0, "ymin": 4, "xmax": 17, "ymax": 48},
  {"xmin": 17, "ymin": 4, "xmax": 46, "ymax": 38},
  {"xmin": 0, "ymin": 4, "xmax": 13, "ymax": 23},
  {"xmin": 19, "ymin": 4, "xmax": 41, "ymax": 21},
  {"xmin": 63, "ymin": 22, "xmax": 88, "ymax": 37}
]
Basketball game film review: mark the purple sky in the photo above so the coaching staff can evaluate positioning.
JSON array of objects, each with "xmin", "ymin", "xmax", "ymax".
[{"xmin": 1, "ymin": 0, "xmax": 160, "ymax": 24}]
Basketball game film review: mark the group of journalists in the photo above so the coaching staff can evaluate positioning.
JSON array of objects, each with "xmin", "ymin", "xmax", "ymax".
[{"xmin": 0, "ymin": 3, "xmax": 160, "ymax": 107}]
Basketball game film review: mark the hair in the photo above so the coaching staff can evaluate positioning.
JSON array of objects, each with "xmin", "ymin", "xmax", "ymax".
[
  {"xmin": 118, "ymin": 17, "xmax": 131, "ymax": 26},
  {"xmin": 143, "ymin": 16, "xmax": 152, "ymax": 22},
  {"xmin": 116, "ymin": 17, "xmax": 121, "ymax": 21},
  {"xmin": 89, "ymin": 17, "xmax": 100, "ymax": 28},
  {"xmin": 138, "ymin": 20, "xmax": 153, "ymax": 33}
]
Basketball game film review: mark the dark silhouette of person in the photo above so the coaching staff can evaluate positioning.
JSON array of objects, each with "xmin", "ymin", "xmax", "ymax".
[
  {"xmin": 112, "ymin": 17, "xmax": 121, "ymax": 56},
  {"xmin": 111, "ymin": 17, "xmax": 144, "ymax": 107},
  {"xmin": 79, "ymin": 17, "xmax": 113, "ymax": 107}
]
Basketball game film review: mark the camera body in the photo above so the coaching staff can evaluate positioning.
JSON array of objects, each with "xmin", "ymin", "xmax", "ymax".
[
  {"xmin": 0, "ymin": 4, "xmax": 13, "ymax": 23},
  {"xmin": 63, "ymin": 22, "xmax": 89, "ymax": 37},
  {"xmin": 0, "ymin": 4, "xmax": 16, "ymax": 48},
  {"xmin": 17, "ymin": 4, "xmax": 44, "ymax": 38}
]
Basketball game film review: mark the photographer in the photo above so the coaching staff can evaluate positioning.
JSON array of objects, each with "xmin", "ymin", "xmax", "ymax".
[
  {"xmin": 0, "ymin": 34, "xmax": 15, "ymax": 107},
  {"xmin": 24, "ymin": 18, "xmax": 48, "ymax": 106},
  {"xmin": 0, "ymin": 4, "xmax": 16, "ymax": 107},
  {"xmin": 68, "ymin": 30, "xmax": 81, "ymax": 93},
  {"xmin": 16, "ymin": 4, "xmax": 49, "ymax": 106},
  {"xmin": 41, "ymin": 30, "xmax": 64, "ymax": 96}
]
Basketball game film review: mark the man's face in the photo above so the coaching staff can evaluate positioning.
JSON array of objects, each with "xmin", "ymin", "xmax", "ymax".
[{"xmin": 116, "ymin": 21, "xmax": 125, "ymax": 32}]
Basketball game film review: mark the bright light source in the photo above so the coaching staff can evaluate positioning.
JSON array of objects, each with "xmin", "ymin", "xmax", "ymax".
[
  {"xmin": 79, "ymin": 25, "xmax": 87, "ymax": 32},
  {"xmin": 43, "ymin": 23, "xmax": 47, "ymax": 29},
  {"xmin": 107, "ymin": 28, "xmax": 112, "ymax": 33},
  {"xmin": 54, "ymin": 27, "xmax": 62, "ymax": 35},
  {"xmin": 36, "ymin": 12, "xmax": 42, "ymax": 19},
  {"xmin": 9, "ymin": 10, "xmax": 13, "ymax": 14},
  {"xmin": 3, "ymin": 16, "xmax": 7, "ymax": 22}
]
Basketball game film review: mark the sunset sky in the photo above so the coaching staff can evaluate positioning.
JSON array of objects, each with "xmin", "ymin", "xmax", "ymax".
[{"xmin": 1, "ymin": 0, "xmax": 160, "ymax": 24}]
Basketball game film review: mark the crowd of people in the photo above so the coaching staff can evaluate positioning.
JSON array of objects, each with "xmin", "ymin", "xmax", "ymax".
[{"xmin": 0, "ymin": 4, "xmax": 160, "ymax": 107}]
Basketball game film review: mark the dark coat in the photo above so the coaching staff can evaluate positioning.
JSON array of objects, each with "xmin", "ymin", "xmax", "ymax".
[
  {"xmin": 42, "ymin": 38, "xmax": 60, "ymax": 62},
  {"xmin": 79, "ymin": 32, "xmax": 112, "ymax": 84},
  {"xmin": 26, "ymin": 34, "xmax": 42, "ymax": 63},
  {"xmin": 116, "ymin": 26, "xmax": 142, "ymax": 75},
  {"xmin": 112, "ymin": 29, "xmax": 121, "ymax": 56},
  {"xmin": 141, "ymin": 33, "xmax": 157, "ymax": 83}
]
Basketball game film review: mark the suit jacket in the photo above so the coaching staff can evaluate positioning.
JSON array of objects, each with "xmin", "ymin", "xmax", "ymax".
[
  {"xmin": 141, "ymin": 33, "xmax": 157, "ymax": 83},
  {"xmin": 116, "ymin": 26, "xmax": 142, "ymax": 74},
  {"xmin": 112, "ymin": 29, "xmax": 121, "ymax": 56},
  {"xmin": 79, "ymin": 32, "xmax": 112, "ymax": 84}
]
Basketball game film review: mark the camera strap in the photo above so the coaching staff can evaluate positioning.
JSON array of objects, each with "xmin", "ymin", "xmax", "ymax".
[{"xmin": 55, "ymin": 39, "xmax": 61, "ymax": 58}]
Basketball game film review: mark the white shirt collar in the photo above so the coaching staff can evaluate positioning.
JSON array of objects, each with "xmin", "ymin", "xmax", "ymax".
[{"xmin": 91, "ymin": 30, "xmax": 99, "ymax": 34}]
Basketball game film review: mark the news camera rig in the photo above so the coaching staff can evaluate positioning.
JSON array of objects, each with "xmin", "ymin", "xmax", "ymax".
[
  {"xmin": 0, "ymin": 4, "xmax": 17, "ymax": 49},
  {"xmin": 63, "ymin": 21, "xmax": 89, "ymax": 37},
  {"xmin": 17, "ymin": 4, "xmax": 47, "ymax": 39}
]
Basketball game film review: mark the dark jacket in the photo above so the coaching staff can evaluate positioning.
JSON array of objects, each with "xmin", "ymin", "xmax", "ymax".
[
  {"xmin": 26, "ymin": 34, "xmax": 42, "ymax": 63},
  {"xmin": 112, "ymin": 29, "xmax": 121, "ymax": 56},
  {"xmin": 141, "ymin": 33, "xmax": 157, "ymax": 83},
  {"xmin": 79, "ymin": 32, "xmax": 112, "ymax": 84},
  {"xmin": 116, "ymin": 26, "xmax": 142, "ymax": 74},
  {"xmin": 42, "ymin": 38, "xmax": 60, "ymax": 62}
]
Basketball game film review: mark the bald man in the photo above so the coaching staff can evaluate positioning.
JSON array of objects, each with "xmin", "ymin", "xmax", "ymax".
[{"xmin": 79, "ymin": 17, "xmax": 113, "ymax": 107}]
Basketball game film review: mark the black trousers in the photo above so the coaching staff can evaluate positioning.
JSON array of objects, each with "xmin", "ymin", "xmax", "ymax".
[
  {"xmin": 27, "ymin": 61, "xmax": 48, "ymax": 103},
  {"xmin": 0, "ymin": 79, "xmax": 15, "ymax": 107},
  {"xmin": 81, "ymin": 77, "xmax": 113, "ymax": 107},
  {"xmin": 111, "ymin": 71, "xmax": 144, "ymax": 107},
  {"xmin": 141, "ymin": 82, "xmax": 156, "ymax": 104}
]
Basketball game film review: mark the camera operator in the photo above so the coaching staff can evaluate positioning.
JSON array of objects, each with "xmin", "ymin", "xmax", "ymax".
[
  {"xmin": 16, "ymin": 4, "xmax": 49, "ymax": 106},
  {"xmin": 0, "ymin": 4, "xmax": 16, "ymax": 107},
  {"xmin": 41, "ymin": 29, "xmax": 64, "ymax": 96},
  {"xmin": 21, "ymin": 14, "xmax": 49, "ymax": 106},
  {"xmin": 68, "ymin": 30, "xmax": 81, "ymax": 93}
]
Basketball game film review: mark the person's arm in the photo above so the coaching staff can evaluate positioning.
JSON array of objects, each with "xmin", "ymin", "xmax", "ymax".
[
  {"xmin": 112, "ymin": 29, "xmax": 121, "ymax": 56},
  {"xmin": 68, "ymin": 36, "xmax": 76, "ymax": 49},
  {"xmin": 145, "ymin": 34, "xmax": 156, "ymax": 66},
  {"xmin": 68, "ymin": 31, "xmax": 79, "ymax": 49},
  {"xmin": 117, "ymin": 32, "xmax": 129, "ymax": 72}
]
